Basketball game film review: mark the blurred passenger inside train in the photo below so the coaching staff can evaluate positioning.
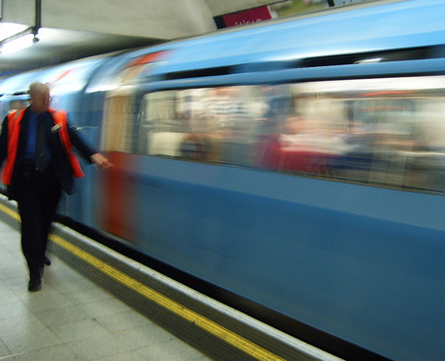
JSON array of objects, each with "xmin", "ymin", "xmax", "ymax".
[{"xmin": 255, "ymin": 89, "xmax": 348, "ymax": 175}]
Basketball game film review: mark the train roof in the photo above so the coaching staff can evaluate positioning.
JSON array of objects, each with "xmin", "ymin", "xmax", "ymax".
[{"xmin": 143, "ymin": 0, "xmax": 445, "ymax": 78}]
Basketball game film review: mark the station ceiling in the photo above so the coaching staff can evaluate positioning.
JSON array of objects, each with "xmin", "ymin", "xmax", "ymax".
[
  {"xmin": 0, "ymin": 0, "xmax": 280, "ymax": 77},
  {"xmin": 0, "ymin": 27, "xmax": 160, "ymax": 77}
]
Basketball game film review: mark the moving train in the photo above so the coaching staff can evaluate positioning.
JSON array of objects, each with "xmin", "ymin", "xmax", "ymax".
[{"xmin": 1, "ymin": 0, "xmax": 445, "ymax": 360}]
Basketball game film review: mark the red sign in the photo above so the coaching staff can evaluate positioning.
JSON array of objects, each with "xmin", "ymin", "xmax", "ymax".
[{"xmin": 222, "ymin": 6, "xmax": 272, "ymax": 28}]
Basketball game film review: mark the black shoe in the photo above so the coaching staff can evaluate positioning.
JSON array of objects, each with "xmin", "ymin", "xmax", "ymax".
[
  {"xmin": 28, "ymin": 277, "xmax": 42, "ymax": 292},
  {"xmin": 44, "ymin": 256, "xmax": 51, "ymax": 266}
]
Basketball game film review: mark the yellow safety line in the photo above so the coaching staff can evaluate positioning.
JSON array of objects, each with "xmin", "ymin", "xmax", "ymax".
[
  {"xmin": 0, "ymin": 203, "xmax": 21, "ymax": 222},
  {"xmin": 0, "ymin": 202, "xmax": 286, "ymax": 361}
]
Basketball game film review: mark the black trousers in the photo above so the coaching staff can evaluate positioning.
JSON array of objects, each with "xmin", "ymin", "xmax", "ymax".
[{"xmin": 15, "ymin": 165, "xmax": 61, "ymax": 279}]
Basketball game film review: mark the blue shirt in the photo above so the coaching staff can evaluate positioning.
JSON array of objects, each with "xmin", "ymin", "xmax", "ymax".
[{"xmin": 23, "ymin": 109, "xmax": 39, "ymax": 160}]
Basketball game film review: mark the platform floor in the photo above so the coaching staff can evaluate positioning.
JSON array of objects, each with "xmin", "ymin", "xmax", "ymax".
[{"xmin": 0, "ymin": 220, "xmax": 213, "ymax": 361}]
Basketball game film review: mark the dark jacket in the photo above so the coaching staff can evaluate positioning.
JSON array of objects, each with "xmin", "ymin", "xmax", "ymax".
[{"xmin": 0, "ymin": 107, "xmax": 97, "ymax": 198}]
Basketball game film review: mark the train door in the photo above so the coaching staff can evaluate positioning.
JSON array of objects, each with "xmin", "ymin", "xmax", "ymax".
[
  {"xmin": 98, "ymin": 88, "xmax": 138, "ymax": 240},
  {"xmin": 97, "ymin": 51, "xmax": 169, "ymax": 242}
]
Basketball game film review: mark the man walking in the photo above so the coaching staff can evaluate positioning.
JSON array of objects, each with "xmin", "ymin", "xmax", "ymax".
[{"xmin": 0, "ymin": 82, "xmax": 112, "ymax": 291}]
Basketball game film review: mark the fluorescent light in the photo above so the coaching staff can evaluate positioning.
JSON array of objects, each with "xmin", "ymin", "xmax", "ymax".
[
  {"xmin": 355, "ymin": 57, "xmax": 383, "ymax": 64},
  {"xmin": 1, "ymin": 33, "xmax": 37, "ymax": 55},
  {"xmin": 0, "ymin": 23, "xmax": 29, "ymax": 42}
]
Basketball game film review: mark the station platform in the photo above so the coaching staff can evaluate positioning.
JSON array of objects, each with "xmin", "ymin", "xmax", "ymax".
[
  {"xmin": 0, "ymin": 219, "xmax": 212, "ymax": 361},
  {"xmin": 0, "ymin": 195, "xmax": 342, "ymax": 361}
]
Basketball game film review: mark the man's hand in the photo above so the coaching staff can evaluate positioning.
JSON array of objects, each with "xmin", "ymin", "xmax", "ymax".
[{"xmin": 91, "ymin": 153, "xmax": 113, "ymax": 170}]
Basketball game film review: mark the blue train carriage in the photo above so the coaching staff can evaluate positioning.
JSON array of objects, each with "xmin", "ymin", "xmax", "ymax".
[{"xmin": 95, "ymin": 1, "xmax": 445, "ymax": 361}]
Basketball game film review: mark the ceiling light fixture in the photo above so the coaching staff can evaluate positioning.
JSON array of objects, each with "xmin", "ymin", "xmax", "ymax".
[
  {"xmin": 1, "ymin": 32, "xmax": 38, "ymax": 55},
  {"xmin": 0, "ymin": 0, "xmax": 41, "ymax": 55}
]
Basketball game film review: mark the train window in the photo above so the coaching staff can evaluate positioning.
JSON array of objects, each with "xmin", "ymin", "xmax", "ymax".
[
  {"xmin": 138, "ymin": 86, "xmax": 281, "ymax": 165},
  {"xmin": 278, "ymin": 77, "xmax": 445, "ymax": 192},
  {"xmin": 101, "ymin": 92, "xmax": 135, "ymax": 152},
  {"xmin": 139, "ymin": 76, "xmax": 445, "ymax": 194}
]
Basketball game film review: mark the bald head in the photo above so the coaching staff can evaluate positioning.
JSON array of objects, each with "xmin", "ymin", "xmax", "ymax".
[{"xmin": 29, "ymin": 82, "xmax": 51, "ymax": 114}]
